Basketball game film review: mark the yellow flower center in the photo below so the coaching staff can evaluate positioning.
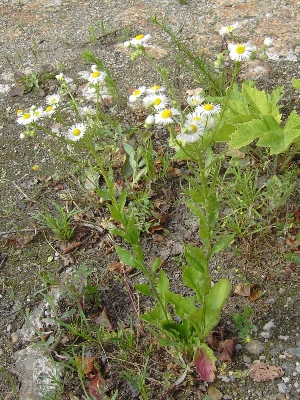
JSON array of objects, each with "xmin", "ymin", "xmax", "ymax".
[
  {"xmin": 236, "ymin": 44, "xmax": 246, "ymax": 54},
  {"xmin": 91, "ymin": 71, "xmax": 101, "ymax": 78},
  {"xmin": 188, "ymin": 124, "xmax": 197, "ymax": 133},
  {"xmin": 193, "ymin": 116, "xmax": 202, "ymax": 122},
  {"xmin": 73, "ymin": 128, "xmax": 81, "ymax": 136},
  {"xmin": 135, "ymin": 34, "xmax": 145, "ymax": 40},
  {"xmin": 134, "ymin": 89, "xmax": 141, "ymax": 97},
  {"xmin": 153, "ymin": 98, "xmax": 161, "ymax": 106},
  {"xmin": 161, "ymin": 109, "xmax": 172, "ymax": 119},
  {"xmin": 226, "ymin": 26, "xmax": 233, "ymax": 32},
  {"xmin": 151, "ymin": 85, "xmax": 161, "ymax": 91},
  {"xmin": 22, "ymin": 113, "xmax": 31, "ymax": 120},
  {"xmin": 203, "ymin": 103, "xmax": 214, "ymax": 111},
  {"xmin": 32, "ymin": 164, "xmax": 39, "ymax": 171},
  {"xmin": 17, "ymin": 109, "xmax": 23, "ymax": 115},
  {"xmin": 45, "ymin": 106, "xmax": 53, "ymax": 113}
]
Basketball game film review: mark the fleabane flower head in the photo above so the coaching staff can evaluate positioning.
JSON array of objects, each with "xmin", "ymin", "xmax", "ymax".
[
  {"xmin": 146, "ymin": 85, "xmax": 166, "ymax": 94},
  {"xmin": 17, "ymin": 111, "xmax": 34, "ymax": 125},
  {"xmin": 196, "ymin": 102, "xmax": 221, "ymax": 116},
  {"xmin": 30, "ymin": 105, "xmax": 44, "ymax": 121},
  {"xmin": 187, "ymin": 94, "xmax": 205, "ymax": 107},
  {"xmin": 88, "ymin": 66, "xmax": 107, "ymax": 84},
  {"xmin": 228, "ymin": 42, "xmax": 256, "ymax": 62},
  {"xmin": 130, "ymin": 34, "xmax": 151, "ymax": 47},
  {"xmin": 219, "ymin": 22, "xmax": 240, "ymax": 36},
  {"xmin": 154, "ymin": 108, "xmax": 179, "ymax": 125},
  {"xmin": 185, "ymin": 112, "xmax": 215, "ymax": 130},
  {"xmin": 46, "ymin": 93, "xmax": 61, "ymax": 106},
  {"xmin": 43, "ymin": 104, "xmax": 56, "ymax": 117},
  {"xmin": 66, "ymin": 123, "xmax": 86, "ymax": 142},
  {"xmin": 143, "ymin": 93, "xmax": 169, "ymax": 110},
  {"xmin": 129, "ymin": 86, "xmax": 146, "ymax": 102},
  {"xmin": 177, "ymin": 121, "xmax": 205, "ymax": 143}
]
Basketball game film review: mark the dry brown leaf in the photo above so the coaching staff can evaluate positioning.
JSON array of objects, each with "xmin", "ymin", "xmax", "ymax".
[
  {"xmin": 234, "ymin": 282, "xmax": 251, "ymax": 297},
  {"xmin": 75, "ymin": 356, "xmax": 98, "ymax": 378},
  {"xmin": 248, "ymin": 285, "xmax": 262, "ymax": 302},
  {"xmin": 167, "ymin": 166, "xmax": 182, "ymax": 177},
  {"xmin": 186, "ymin": 88, "xmax": 203, "ymax": 96},
  {"xmin": 88, "ymin": 373, "xmax": 105, "ymax": 400},
  {"xmin": 108, "ymin": 261, "xmax": 126, "ymax": 274},
  {"xmin": 216, "ymin": 338, "xmax": 236, "ymax": 362},
  {"xmin": 95, "ymin": 307, "xmax": 113, "ymax": 331},
  {"xmin": 63, "ymin": 242, "xmax": 82, "ymax": 254},
  {"xmin": 249, "ymin": 361, "xmax": 284, "ymax": 382}
]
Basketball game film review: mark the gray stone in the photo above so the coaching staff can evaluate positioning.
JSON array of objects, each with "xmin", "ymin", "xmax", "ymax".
[
  {"xmin": 245, "ymin": 340, "xmax": 265, "ymax": 355},
  {"xmin": 286, "ymin": 347, "xmax": 300, "ymax": 359},
  {"xmin": 13, "ymin": 345, "xmax": 63, "ymax": 400},
  {"xmin": 277, "ymin": 382, "xmax": 288, "ymax": 394}
]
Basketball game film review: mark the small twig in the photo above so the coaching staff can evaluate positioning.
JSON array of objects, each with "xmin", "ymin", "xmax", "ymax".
[{"xmin": 12, "ymin": 181, "xmax": 33, "ymax": 201}]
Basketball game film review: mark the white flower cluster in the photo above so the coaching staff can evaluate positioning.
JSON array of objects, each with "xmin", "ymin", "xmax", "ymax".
[
  {"xmin": 218, "ymin": 22, "xmax": 273, "ymax": 62},
  {"xmin": 124, "ymin": 34, "xmax": 151, "ymax": 48},
  {"xmin": 78, "ymin": 64, "xmax": 112, "ymax": 103},
  {"xmin": 128, "ymin": 85, "xmax": 221, "ymax": 144}
]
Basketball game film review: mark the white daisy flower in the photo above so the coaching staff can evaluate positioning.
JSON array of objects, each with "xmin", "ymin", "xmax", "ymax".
[
  {"xmin": 79, "ymin": 106, "xmax": 95, "ymax": 116},
  {"xmin": 43, "ymin": 105, "xmax": 56, "ymax": 116},
  {"xmin": 88, "ymin": 70, "xmax": 107, "ymax": 84},
  {"xmin": 17, "ymin": 112, "xmax": 34, "ymax": 125},
  {"xmin": 263, "ymin": 37, "xmax": 273, "ymax": 47},
  {"xmin": 186, "ymin": 94, "xmax": 205, "ymax": 107},
  {"xmin": 146, "ymin": 85, "xmax": 166, "ymax": 94},
  {"xmin": 195, "ymin": 102, "xmax": 221, "ymax": 116},
  {"xmin": 46, "ymin": 93, "xmax": 61, "ymax": 106},
  {"xmin": 228, "ymin": 42, "xmax": 256, "ymax": 62},
  {"xmin": 55, "ymin": 73, "xmax": 65, "ymax": 82},
  {"xmin": 129, "ymin": 86, "xmax": 146, "ymax": 102},
  {"xmin": 66, "ymin": 123, "xmax": 86, "ymax": 142},
  {"xmin": 178, "ymin": 119, "xmax": 205, "ymax": 143},
  {"xmin": 30, "ymin": 105, "xmax": 44, "ymax": 121},
  {"xmin": 130, "ymin": 34, "xmax": 151, "ymax": 47},
  {"xmin": 219, "ymin": 22, "xmax": 240, "ymax": 36},
  {"xmin": 143, "ymin": 93, "xmax": 169, "ymax": 110},
  {"xmin": 154, "ymin": 108, "xmax": 180, "ymax": 125}
]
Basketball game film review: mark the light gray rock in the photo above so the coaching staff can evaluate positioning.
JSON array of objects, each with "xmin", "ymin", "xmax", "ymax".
[
  {"xmin": 13, "ymin": 345, "xmax": 63, "ymax": 400},
  {"xmin": 245, "ymin": 340, "xmax": 265, "ymax": 355}
]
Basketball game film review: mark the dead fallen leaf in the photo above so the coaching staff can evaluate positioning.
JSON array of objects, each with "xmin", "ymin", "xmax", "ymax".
[
  {"xmin": 88, "ymin": 373, "xmax": 105, "ymax": 400},
  {"xmin": 234, "ymin": 282, "xmax": 251, "ymax": 297},
  {"xmin": 186, "ymin": 88, "xmax": 203, "ymax": 96},
  {"xmin": 108, "ymin": 261, "xmax": 134, "ymax": 275},
  {"xmin": 216, "ymin": 338, "xmax": 236, "ymax": 362},
  {"xmin": 95, "ymin": 307, "xmax": 113, "ymax": 331},
  {"xmin": 63, "ymin": 242, "xmax": 82, "ymax": 254},
  {"xmin": 75, "ymin": 356, "xmax": 98, "ymax": 378},
  {"xmin": 248, "ymin": 285, "xmax": 262, "ymax": 302},
  {"xmin": 167, "ymin": 166, "xmax": 182, "ymax": 177},
  {"xmin": 249, "ymin": 361, "xmax": 284, "ymax": 382}
]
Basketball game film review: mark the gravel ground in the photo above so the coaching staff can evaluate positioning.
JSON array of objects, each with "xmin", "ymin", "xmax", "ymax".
[{"xmin": 1, "ymin": 0, "xmax": 300, "ymax": 399}]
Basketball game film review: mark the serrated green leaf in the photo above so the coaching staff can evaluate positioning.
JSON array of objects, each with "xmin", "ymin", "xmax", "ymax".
[
  {"xmin": 203, "ymin": 278, "xmax": 231, "ymax": 338},
  {"xmin": 210, "ymin": 234, "xmax": 234, "ymax": 257},
  {"xmin": 242, "ymin": 82, "xmax": 282, "ymax": 123},
  {"xmin": 134, "ymin": 283, "xmax": 151, "ymax": 296},
  {"xmin": 229, "ymin": 119, "xmax": 268, "ymax": 149},
  {"xmin": 115, "ymin": 245, "xmax": 140, "ymax": 269},
  {"xmin": 292, "ymin": 78, "xmax": 300, "ymax": 91},
  {"xmin": 184, "ymin": 244, "xmax": 207, "ymax": 273},
  {"xmin": 166, "ymin": 291, "xmax": 197, "ymax": 319},
  {"xmin": 182, "ymin": 266, "xmax": 211, "ymax": 304}
]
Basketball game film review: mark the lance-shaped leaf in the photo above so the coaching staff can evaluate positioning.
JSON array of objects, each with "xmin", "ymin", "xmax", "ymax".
[
  {"xmin": 194, "ymin": 344, "xmax": 216, "ymax": 382},
  {"xmin": 203, "ymin": 278, "xmax": 231, "ymax": 338}
]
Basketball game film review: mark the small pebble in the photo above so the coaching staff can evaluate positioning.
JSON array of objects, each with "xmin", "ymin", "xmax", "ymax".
[
  {"xmin": 245, "ymin": 340, "xmax": 265, "ymax": 355},
  {"xmin": 263, "ymin": 321, "xmax": 275, "ymax": 331},
  {"xmin": 278, "ymin": 382, "xmax": 288, "ymax": 394}
]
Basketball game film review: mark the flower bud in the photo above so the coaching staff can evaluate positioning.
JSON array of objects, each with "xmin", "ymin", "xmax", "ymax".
[{"xmin": 263, "ymin": 37, "xmax": 273, "ymax": 47}]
